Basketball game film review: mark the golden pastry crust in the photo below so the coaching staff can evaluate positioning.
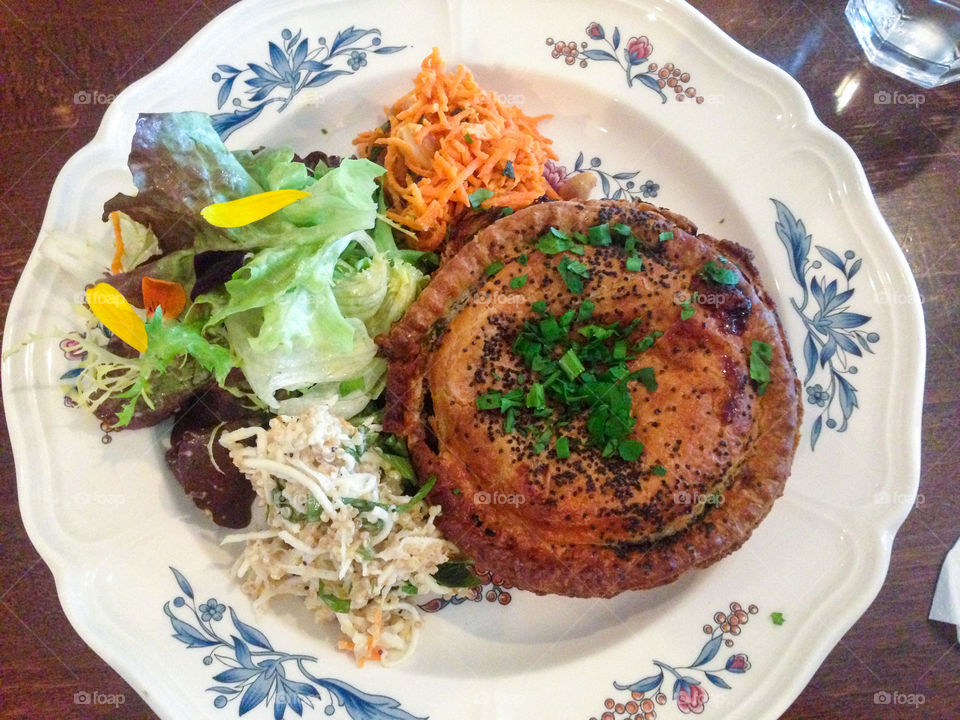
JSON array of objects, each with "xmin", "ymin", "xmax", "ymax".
[{"xmin": 380, "ymin": 200, "xmax": 801, "ymax": 597}]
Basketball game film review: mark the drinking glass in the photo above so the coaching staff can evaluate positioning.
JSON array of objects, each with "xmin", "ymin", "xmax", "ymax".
[{"xmin": 846, "ymin": 0, "xmax": 960, "ymax": 88}]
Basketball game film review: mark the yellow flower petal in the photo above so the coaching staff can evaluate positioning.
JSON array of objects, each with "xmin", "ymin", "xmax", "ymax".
[
  {"xmin": 200, "ymin": 189, "xmax": 310, "ymax": 228},
  {"xmin": 86, "ymin": 283, "xmax": 148, "ymax": 353}
]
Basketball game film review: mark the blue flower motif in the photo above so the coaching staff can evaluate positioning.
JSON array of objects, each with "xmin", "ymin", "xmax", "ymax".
[
  {"xmin": 640, "ymin": 179, "xmax": 659, "ymax": 198},
  {"xmin": 806, "ymin": 384, "xmax": 829, "ymax": 407},
  {"xmin": 199, "ymin": 598, "xmax": 225, "ymax": 622},
  {"xmin": 348, "ymin": 50, "xmax": 367, "ymax": 70}
]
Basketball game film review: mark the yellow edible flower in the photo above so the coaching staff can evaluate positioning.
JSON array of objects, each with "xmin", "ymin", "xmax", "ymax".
[
  {"xmin": 200, "ymin": 189, "xmax": 310, "ymax": 228},
  {"xmin": 85, "ymin": 283, "xmax": 148, "ymax": 353}
]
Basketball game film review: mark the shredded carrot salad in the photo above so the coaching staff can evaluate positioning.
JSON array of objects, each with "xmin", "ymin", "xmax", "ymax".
[{"xmin": 354, "ymin": 48, "xmax": 559, "ymax": 251}]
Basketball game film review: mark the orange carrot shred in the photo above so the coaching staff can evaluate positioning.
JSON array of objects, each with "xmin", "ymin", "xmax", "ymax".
[
  {"xmin": 109, "ymin": 211, "xmax": 125, "ymax": 274},
  {"xmin": 141, "ymin": 277, "xmax": 187, "ymax": 319},
  {"xmin": 353, "ymin": 48, "xmax": 559, "ymax": 252}
]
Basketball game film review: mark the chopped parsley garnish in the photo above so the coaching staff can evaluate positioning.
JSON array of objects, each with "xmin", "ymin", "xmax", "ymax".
[
  {"xmin": 618, "ymin": 439, "xmax": 644, "ymax": 462},
  {"xmin": 476, "ymin": 305, "xmax": 660, "ymax": 462},
  {"xmin": 577, "ymin": 299, "xmax": 595, "ymax": 322},
  {"xmin": 559, "ymin": 348, "xmax": 585, "ymax": 379},
  {"xmin": 517, "ymin": 253, "xmax": 528, "ymax": 266},
  {"xmin": 659, "ymin": 231, "xmax": 674, "ymax": 242},
  {"xmin": 557, "ymin": 256, "xmax": 590, "ymax": 293},
  {"xmin": 464, "ymin": 132, "xmax": 474, "ymax": 144},
  {"xmin": 536, "ymin": 227, "xmax": 580, "ymax": 255},
  {"xmin": 500, "ymin": 207, "xmax": 514, "ymax": 216},
  {"xmin": 469, "ymin": 187, "xmax": 494, "ymax": 208},
  {"xmin": 650, "ymin": 465, "xmax": 667, "ymax": 476},
  {"xmin": 401, "ymin": 581, "xmax": 419, "ymax": 595},
  {"xmin": 625, "ymin": 256, "xmax": 643, "ymax": 272},
  {"xmin": 700, "ymin": 260, "xmax": 740, "ymax": 285},
  {"xmin": 510, "ymin": 274, "xmax": 528, "ymax": 289},
  {"xmin": 749, "ymin": 340, "xmax": 773, "ymax": 395},
  {"xmin": 503, "ymin": 160, "xmax": 515, "ymax": 178},
  {"xmin": 484, "ymin": 260, "xmax": 505, "ymax": 278},
  {"xmin": 587, "ymin": 223, "xmax": 613, "ymax": 246},
  {"xmin": 635, "ymin": 329, "xmax": 663, "ymax": 352},
  {"xmin": 770, "ymin": 612, "xmax": 785, "ymax": 626},
  {"xmin": 680, "ymin": 301, "xmax": 696, "ymax": 320}
]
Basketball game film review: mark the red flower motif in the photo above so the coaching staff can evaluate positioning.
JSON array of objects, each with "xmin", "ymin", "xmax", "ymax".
[
  {"xmin": 625, "ymin": 35, "xmax": 653, "ymax": 65},
  {"xmin": 586, "ymin": 22, "xmax": 605, "ymax": 40},
  {"xmin": 726, "ymin": 653, "xmax": 751, "ymax": 673},
  {"xmin": 676, "ymin": 683, "xmax": 708, "ymax": 714}
]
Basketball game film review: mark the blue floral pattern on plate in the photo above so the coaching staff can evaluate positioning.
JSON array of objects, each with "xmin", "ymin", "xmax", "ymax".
[
  {"xmin": 772, "ymin": 200, "xmax": 879, "ymax": 449},
  {"xmin": 164, "ymin": 568, "xmax": 425, "ymax": 719},
  {"xmin": 590, "ymin": 602, "xmax": 759, "ymax": 719},
  {"xmin": 210, "ymin": 27, "xmax": 406, "ymax": 140}
]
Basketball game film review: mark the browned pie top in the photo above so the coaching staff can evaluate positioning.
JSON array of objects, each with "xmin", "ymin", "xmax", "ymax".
[{"xmin": 381, "ymin": 199, "xmax": 801, "ymax": 598}]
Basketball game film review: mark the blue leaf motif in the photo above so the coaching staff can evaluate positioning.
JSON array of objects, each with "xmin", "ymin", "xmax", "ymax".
[
  {"xmin": 373, "ymin": 46, "xmax": 406, "ymax": 55},
  {"xmin": 828, "ymin": 312, "xmax": 871, "ymax": 329},
  {"xmin": 268, "ymin": 42, "xmax": 292, "ymax": 76},
  {"xmin": 211, "ymin": 104, "xmax": 268, "ymax": 140},
  {"xmin": 819, "ymin": 335, "xmax": 837, "ymax": 367},
  {"xmin": 705, "ymin": 672, "xmax": 732, "ymax": 689},
  {"xmin": 302, "ymin": 60, "xmax": 331, "ymax": 72},
  {"xmin": 574, "ymin": 152, "xmax": 584, "ymax": 171},
  {"xmin": 613, "ymin": 171, "xmax": 640, "ymax": 180},
  {"xmin": 816, "ymin": 245, "xmax": 847, "ymax": 272},
  {"xmin": 230, "ymin": 607, "xmax": 273, "ymax": 650},
  {"xmin": 691, "ymin": 635, "xmax": 723, "ymax": 667},
  {"xmin": 802, "ymin": 333, "xmax": 818, "ymax": 384},
  {"xmin": 249, "ymin": 62, "xmax": 281, "ymax": 81},
  {"xmin": 217, "ymin": 76, "xmax": 237, "ymax": 110},
  {"xmin": 239, "ymin": 671, "xmax": 274, "ymax": 715},
  {"xmin": 60, "ymin": 367, "xmax": 84, "ymax": 380},
  {"xmin": 217, "ymin": 64, "xmax": 241, "ymax": 73},
  {"xmin": 213, "ymin": 667, "xmax": 263, "ymax": 684},
  {"xmin": 613, "ymin": 671, "xmax": 663, "ymax": 693},
  {"xmin": 304, "ymin": 70, "xmax": 352, "ymax": 88},
  {"xmin": 582, "ymin": 48, "xmax": 617, "ymax": 61},
  {"xmin": 330, "ymin": 26, "xmax": 375, "ymax": 55},
  {"xmin": 848, "ymin": 258, "xmax": 862, "ymax": 279},
  {"xmin": 170, "ymin": 567, "xmax": 195, "ymax": 599},
  {"xmin": 811, "ymin": 413, "xmax": 823, "ymax": 449},
  {"xmin": 233, "ymin": 636, "xmax": 255, "ymax": 668},
  {"xmin": 772, "ymin": 199, "xmax": 811, "ymax": 288},
  {"xmin": 836, "ymin": 372, "xmax": 859, "ymax": 420},
  {"xmin": 291, "ymin": 39, "xmax": 309, "ymax": 70},
  {"xmin": 599, "ymin": 172, "xmax": 611, "ymax": 197},
  {"xmin": 823, "ymin": 288, "xmax": 855, "ymax": 314},
  {"xmin": 833, "ymin": 331, "xmax": 862, "ymax": 357},
  {"xmin": 633, "ymin": 73, "xmax": 668, "ymax": 103},
  {"xmin": 315, "ymin": 678, "xmax": 428, "ymax": 720},
  {"xmin": 612, "ymin": 27, "xmax": 621, "ymax": 50},
  {"xmin": 163, "ymin": 603, "xmax": 218, "ymax": 648},
  {"xmin": 209, "ymin": 686, "xmax": 242, "ymax": 695}
]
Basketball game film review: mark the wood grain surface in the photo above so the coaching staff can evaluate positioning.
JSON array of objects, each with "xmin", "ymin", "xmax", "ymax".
[{"xmin": 0, "ymin": 1, "xmax": 957, "ymax": 718}]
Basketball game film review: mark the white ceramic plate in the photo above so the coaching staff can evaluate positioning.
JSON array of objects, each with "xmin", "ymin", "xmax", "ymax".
[{"xmin": 2, "ymin": 1, "xmax": 924, "ymax": 718}]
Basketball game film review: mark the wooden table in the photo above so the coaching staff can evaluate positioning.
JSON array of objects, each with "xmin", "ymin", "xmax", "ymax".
[{"xmin": 0, "ymin": 1, "xmax": 957, "ymax": 718}]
